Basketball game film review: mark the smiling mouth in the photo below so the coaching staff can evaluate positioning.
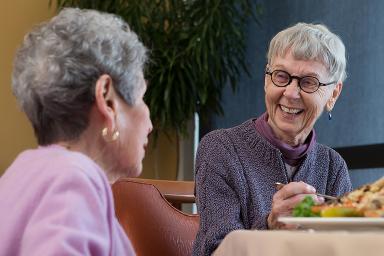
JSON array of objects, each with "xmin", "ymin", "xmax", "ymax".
[{"xmin": 280, "ymin": 105, "xmax": 303, "ymax": 115}]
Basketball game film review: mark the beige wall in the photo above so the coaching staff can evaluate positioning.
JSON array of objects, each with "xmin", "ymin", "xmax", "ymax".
[
  {"xmin": 141, "ymin": 133, "xmax": 178, "ymax": 180},
  {"xmin": 0, "ymin": 0, "xmax": 176, "ymax": 179},
  {"xmin": 0, "ymin": 0, "xmax": 55, "ymax": 173}
]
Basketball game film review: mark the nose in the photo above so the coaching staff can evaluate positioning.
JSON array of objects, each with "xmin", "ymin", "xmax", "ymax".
[
  {"xmin": 146, "ymin": 106, "xmax": 153, "ymax": 134},
  {"xmin": 283, "ymin": 78, "xmax": 301, "ymax": 98},
  {"xmin": 148, "ymin": 119, "xmax": 153, "ymax": 134}
]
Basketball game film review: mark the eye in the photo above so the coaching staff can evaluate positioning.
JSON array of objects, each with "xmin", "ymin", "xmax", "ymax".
[
  {"xmin": 273, "ymin": 71, "xmax": 289, "ymax": 82},
  {"xmin": 301, "ymin": 77, "xmax": 318, "ymax": 88}
]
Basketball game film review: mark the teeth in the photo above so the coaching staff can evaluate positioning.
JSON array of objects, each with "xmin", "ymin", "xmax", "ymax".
[{"xmin": 280, "ymin": 105, "xmax": 301, "ymax": 114}]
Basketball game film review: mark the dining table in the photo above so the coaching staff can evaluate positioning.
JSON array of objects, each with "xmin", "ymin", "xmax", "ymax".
[{"xmin": 213, "ymin": 228, "xmax": 384, "ymax": 256}]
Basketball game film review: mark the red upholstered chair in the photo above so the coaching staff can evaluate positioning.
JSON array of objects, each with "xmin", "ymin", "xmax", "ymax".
[{"xmin": 112, "ymin": 178, "xmax": 199, "ymax": 256}]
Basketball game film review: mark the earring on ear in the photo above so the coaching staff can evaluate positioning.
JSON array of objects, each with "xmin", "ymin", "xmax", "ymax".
[
  {"xmin": 112, "ymin": 130, "xmax": 119, "ymax": 140},
  {"xmin": 102, "ymin": 127, "xmax": 120, "ymax": 142},
  {"xmin": 328, "ymin": 99, "xmax": 335, "ymax": 121}
]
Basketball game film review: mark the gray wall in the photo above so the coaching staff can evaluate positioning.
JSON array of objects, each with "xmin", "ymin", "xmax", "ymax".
[{"xmin": 208, "ymin": 0, "xmax": 384, "ymax": 188}]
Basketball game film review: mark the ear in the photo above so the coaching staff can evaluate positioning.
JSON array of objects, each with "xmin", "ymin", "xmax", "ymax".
[
  {"xmin": 326, "ymin": 81, "xmax": 343, "ymax": 112},
  {"xmin": 94, "ymin": 74, "xmax": 118, "ymax": 131},
  {"xmin": 264, "ymin": 64, "xmax": 270, "ymax": 92},
  {"xmin": 264, "ymin": 76, "xmax": 269, "ymax": 92}
]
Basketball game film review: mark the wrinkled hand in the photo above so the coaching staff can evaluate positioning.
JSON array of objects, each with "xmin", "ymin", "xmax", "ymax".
[{"xmin": 267, "ymin": 181, "xmax": 324, "ymax": 230}]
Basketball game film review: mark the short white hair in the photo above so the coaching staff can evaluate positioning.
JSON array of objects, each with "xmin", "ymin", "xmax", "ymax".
[{"xmin": 267, "ymin": 22, "xmax": 347, "ymax": 82}]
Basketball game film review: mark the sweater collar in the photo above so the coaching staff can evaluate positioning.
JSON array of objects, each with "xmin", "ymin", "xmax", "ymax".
[{"xmin": 253, "ymin": 112, "xmax": 316, "ymax": 166}]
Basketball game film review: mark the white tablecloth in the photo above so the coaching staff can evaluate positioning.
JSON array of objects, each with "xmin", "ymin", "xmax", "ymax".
[{"xmin": 213, "ymin": 230, "xmax": 384, "ymax": 256}]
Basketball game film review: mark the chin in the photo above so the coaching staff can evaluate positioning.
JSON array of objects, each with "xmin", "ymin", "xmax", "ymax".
[
  {"xmin": 127, "ymin": 164, "xmax": 143, "ymax": 178},
  {"xmin": 274, "ymin": 122, "xmax": 295, "ymax": 133},
  {"xmin": 107, "ymin": 164, "xmax": 142, "ymax": 181},
  {"xmin": 279, "ymin": 125, "xmax": 299, "ymax": 134}
]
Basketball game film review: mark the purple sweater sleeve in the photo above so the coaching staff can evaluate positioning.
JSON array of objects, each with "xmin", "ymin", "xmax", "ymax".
[
  {"xmin": 193, "ymin": 131, "xmax": 250, "ymax": 256},
  {"xmin": 325, "ymin": 149, "xmax": 353, "ymax": 197}
]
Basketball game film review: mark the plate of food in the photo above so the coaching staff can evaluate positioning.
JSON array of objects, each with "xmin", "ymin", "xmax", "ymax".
[
  {"xmin": 278, "ymin": 217, "xmax": 384, "ymax": 231},
  {"xmin": 278, "ymin": 177, "xmax": 384, "ymax": 231}
]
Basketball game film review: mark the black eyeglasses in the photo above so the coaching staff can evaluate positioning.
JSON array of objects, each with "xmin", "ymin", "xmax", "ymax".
[{"xmin": 265, "ymin": 69, "xmax": 336, "ymax": 93}]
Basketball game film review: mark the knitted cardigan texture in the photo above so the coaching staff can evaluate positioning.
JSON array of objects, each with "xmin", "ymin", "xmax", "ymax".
[{"xmin": 192, "ymin": 118, "xmax": 352, "ymax": 256}]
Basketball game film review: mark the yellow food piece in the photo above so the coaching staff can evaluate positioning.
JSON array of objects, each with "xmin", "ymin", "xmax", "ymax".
[
  {"xmin": 364, "ymin": 210, "xmax": 384, "ymax": 217},
  {"xmin": 320, "ymin": 207, "xmax": 363, "ymax": 217}
]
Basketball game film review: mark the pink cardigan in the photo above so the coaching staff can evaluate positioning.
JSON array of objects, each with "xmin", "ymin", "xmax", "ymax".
[{"xmin": 0, "ymin": 145, "xmax": 135, "ymax": 256}]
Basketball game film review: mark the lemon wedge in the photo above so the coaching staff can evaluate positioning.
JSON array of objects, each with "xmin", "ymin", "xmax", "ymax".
[{"xmin": 320, "ymin": 207, "xmax": 363, "ymax": 217}]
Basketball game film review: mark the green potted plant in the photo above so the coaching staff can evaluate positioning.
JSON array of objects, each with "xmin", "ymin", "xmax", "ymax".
[
  {"xmin": 50, "ymin": 0, "xmax": 261, "ymax": 178},
  {"xmin": 51, "ymin": 0, "xmax": 260, "ymax": 135}
]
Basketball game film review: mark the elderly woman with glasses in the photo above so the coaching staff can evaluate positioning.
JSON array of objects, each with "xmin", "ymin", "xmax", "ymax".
[
  {"xmin": 0, "ymin": 8, "xmax": 152, "ymax": 255},
  {"xmin": 193, "ymin": 23, "xmax": 352, "ymax": 256}
]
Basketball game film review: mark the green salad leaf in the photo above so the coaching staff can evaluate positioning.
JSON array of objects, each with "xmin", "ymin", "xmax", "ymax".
[{"xmin": 292, "ymin": 196, "xmax": 320, "ymax": 217}]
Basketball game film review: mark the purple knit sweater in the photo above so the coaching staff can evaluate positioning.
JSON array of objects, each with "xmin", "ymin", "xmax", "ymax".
[{"xmin": 192, "ymin": 118, "xmax": 352, "ymax": 256}]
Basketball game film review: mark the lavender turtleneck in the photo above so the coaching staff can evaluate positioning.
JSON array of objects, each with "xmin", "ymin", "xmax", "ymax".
[{"xmin": 254, "ymin": 112, "xmax": 316, "ymax": 166}]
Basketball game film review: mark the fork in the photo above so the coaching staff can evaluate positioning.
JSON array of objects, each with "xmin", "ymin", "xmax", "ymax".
[{"xmin": 274, "ymin": 182, "xmax": 337, "ymax": 200}]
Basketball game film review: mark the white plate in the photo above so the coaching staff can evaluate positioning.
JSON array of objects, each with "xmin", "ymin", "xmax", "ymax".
[{"xmin": 278, "ymin": 217, "xmax": 384, "ymax": 231}]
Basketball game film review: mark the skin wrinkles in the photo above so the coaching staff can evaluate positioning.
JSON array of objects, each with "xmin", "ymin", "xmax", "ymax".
[
  {"xmin": 264, "ymin": 50, "xmax": 342, "ymax": 146},
  {"xmin": 60, "ymin": 72, "xmax": 153, "ymax": 183},
  {"xmin": 265, "ymin": 50, "xmax": 342, "ymax": 229},
  {"xmin": 269, "ymin": 182, "xmax": 320, "ymax": 229},
  {"xmin": 106, "ymin": 72, "xmax": 152, "ymax": 180}
]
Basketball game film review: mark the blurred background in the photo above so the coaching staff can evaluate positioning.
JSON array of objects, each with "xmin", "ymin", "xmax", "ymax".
[
  {"xmin": 0, "ymin": 0, "xmax": 179, "ymax": 180},
  {"xmin": 1, "ymin": 0, "xmax": 384, "ymax": 188},
  {"xmin": 205, "ymin": 0, "xmax": 384, "ymax": 188}
]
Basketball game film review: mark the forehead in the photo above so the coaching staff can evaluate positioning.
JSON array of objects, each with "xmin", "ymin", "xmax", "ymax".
[{"xmin": 271, "ymin": 51, "xmax": 329, "ymax": 78}]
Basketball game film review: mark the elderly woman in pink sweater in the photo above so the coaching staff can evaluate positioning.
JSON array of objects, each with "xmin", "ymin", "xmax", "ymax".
[{"xmin": 0, "ymin": 8, "xmax": 152, "ymax": 255}]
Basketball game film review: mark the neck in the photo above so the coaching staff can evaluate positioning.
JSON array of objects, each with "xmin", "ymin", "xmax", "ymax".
[
  {"xmin": 267, "ymin": 119, "xmax": 312, "ymax": 147},
  {"xmin": 56, "ymin": 129, "xmax": 117, "ymax": 183}
]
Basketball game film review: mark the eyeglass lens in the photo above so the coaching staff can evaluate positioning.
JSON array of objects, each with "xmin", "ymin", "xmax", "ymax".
[{"xmin": 271, "ymin": 70, "xmax": 319, "ymax": 92}]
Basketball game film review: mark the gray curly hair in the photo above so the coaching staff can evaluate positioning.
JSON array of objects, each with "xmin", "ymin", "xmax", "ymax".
[
  {"xmin": 267, "ymin": 22, "xmax": 346, "ymax": 82},
  {"xmin": 12, "ymin": 8, "xmax": 148, "ymax": 145}
]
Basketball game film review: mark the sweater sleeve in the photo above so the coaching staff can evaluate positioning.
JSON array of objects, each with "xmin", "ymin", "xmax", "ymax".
[
  {"xmin": 20, "ymin": 167, "xmax": 111, "ymax": 256},
  {"xmin": 327, "ymin": 149, "xmax": 353, "ymax": 196},
  {"xmin": 193, "ymin": 132, "xmax": 246, "ymax": 256}
]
